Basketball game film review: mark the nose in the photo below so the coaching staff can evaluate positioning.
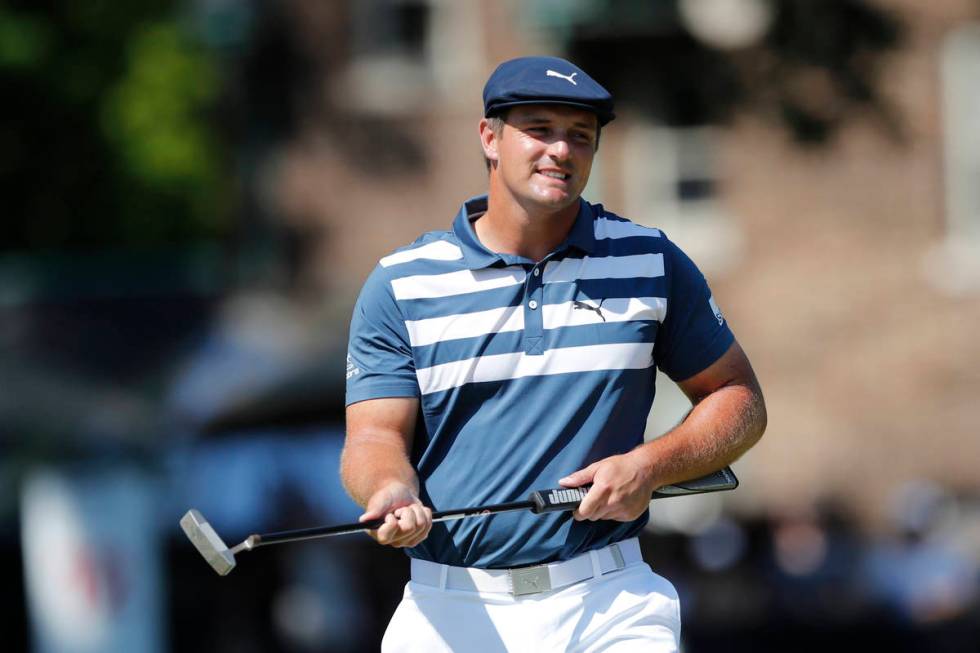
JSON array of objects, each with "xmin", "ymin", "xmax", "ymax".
[{"xmin": 547, "ymin": 136, "xmax": 570, "ymax": 161}]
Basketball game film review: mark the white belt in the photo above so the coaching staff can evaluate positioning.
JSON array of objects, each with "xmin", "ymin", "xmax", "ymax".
[{"xmin": 410, "ymin": 538, "xmax": 642, "ymax": 597}]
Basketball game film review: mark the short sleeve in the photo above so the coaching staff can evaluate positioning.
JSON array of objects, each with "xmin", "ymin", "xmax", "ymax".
[
  {"xmin": 345, "ymin": 265, "xmax": 420, "ymax": 405},
  {"xmin": 654, "ymin": 236, "xmax": 735, "ymax": 382}
]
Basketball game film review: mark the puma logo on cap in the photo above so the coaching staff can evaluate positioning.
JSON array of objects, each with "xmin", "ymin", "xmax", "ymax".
[{"xmin": 546, "ymin": 70, "xmax": 578, "ymax": 85}]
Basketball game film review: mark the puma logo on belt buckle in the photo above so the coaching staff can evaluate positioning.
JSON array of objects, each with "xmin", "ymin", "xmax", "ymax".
[{"xmin": 510, "ymin": 565, "xmax": 551, "ymax": 596}]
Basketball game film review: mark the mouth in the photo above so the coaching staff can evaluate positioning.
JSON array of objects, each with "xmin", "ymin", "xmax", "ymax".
[{"xmin": 536, "ymin": 169, "xmax": 572, "ymax": 182}]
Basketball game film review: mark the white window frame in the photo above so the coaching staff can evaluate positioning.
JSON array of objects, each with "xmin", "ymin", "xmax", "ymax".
[{"xmin": 925, "ymin": 22, "xmax": 980, "ymax": 295}]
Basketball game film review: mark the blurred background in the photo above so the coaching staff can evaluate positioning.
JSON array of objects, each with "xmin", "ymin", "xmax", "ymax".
[{"xmin": 2, "ymin": 0, "xmax": 979, "ymax": 651}]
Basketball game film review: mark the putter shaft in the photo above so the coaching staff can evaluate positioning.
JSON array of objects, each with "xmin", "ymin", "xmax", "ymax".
[
  {"xmin": 238, "ymin": 499, "xmax": 535, "ymax": 550},
  {"xmin": 183, "ymin": 467, "xmax": 739, "ymax": 576}
]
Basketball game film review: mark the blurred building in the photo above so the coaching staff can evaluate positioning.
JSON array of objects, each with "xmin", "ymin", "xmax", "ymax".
[{"xmin": 236, "ymin": 0, "xmax": 980, "ymax": 526}]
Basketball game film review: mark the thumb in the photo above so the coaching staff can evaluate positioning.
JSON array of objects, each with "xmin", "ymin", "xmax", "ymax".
[
  {"xmin": 359, "ymin": 492, "xmax": 392, "ymax": 522},
  {"xmin": 359, "ymin": 507, "xmax": 384, "ymax": 523},
  {"xmin": 559, "ymin": 463, "xmax": 599, "ymax": 488}
]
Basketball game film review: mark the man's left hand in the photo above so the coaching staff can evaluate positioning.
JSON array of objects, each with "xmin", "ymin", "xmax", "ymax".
[{"xmin": 558, "ymin": 451, "xmax": 655, "ymax": 522}]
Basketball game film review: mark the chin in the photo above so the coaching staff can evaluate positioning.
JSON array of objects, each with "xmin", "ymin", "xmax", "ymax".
[
  {"xmin": 519, "ymin": 197, "xmax": 568, "ymax": 215},
  {"xmin": 504, "ymin": 180, "xmax": 581, "ymax": 214},
  {"xmin": 530, "ymin": 181, "xmax": 574, "ymax": 201},
  {"xmin": 536, "ymin": 190, "xmax": 579, "ymax": 210}
]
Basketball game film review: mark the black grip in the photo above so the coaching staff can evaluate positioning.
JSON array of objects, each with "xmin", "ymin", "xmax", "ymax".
[
  {"xmin": 530, "ymin": 486, "xmax": 589, "ymax": 513},
  {"xmin": 528, "ymin": 467, "xmax": 739, "ymax": 514},
  {"xmin": 651, "ymin": 467, "xmax": 739, "ymax": 498}
]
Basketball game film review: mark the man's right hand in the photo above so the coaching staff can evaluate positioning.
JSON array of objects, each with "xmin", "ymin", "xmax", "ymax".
[{"xmin": 359, "ymin": 481, "xmax": 433, "ymax": 548}]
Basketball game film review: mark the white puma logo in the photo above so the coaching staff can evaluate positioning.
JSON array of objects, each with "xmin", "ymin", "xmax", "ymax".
[{"xmin": 546, "ymin": 69, "xmax": 578, "ymax": 85}]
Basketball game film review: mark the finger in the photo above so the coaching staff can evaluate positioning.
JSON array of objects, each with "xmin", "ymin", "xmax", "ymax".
[
  {"xmin": 398, "ymin": 507, "xmax": 432, "ymax": 548},
  {"xmin": 359, "ymin": 497, "xmax": 392, "ymax": 523},
  {"xmin": 375, "ymin": 513, "xmax": 401, "ymax": 545},
  {"xmin": 375, "ymin": 514, "xmax": 398, "ymax": 545},
  {"xmin": 408, "ymin": 506, "xmax": 433, "ymax": 544},
  {"xmin": 359, "ymin": 508, "xmax": 382, "ymax": 522},
  {"xmin": 362, "ymin": 501, "xmax": 398, "ymax": 542},
  {"xmin": 361, "ymin": 483, "xmax": 416, "ymax": 523},
  {"xmin": 406, "ymin": 503, "xmax": 428, "ymax": 528},
  {"xmin": 386, "ymin": 505, "xmax": 423, "ymax": 547},
  {"xmin": 574, "ymin": 484, "xmax": 609, "ymax": 521},
  {"xmin": 388, "ymin": 509, "xmax": 425, "ymax": 548},
  {"xmin": 362, "ymin": 514, "xmax": 387, "ymax": 541},
  {"xmin": 572, "ymin": 510, "xmax": 605, "ymax": 522},
  {"xmin": 386, "ymin": 516, "xmax": 419, "ymax": 546},
  {"xmin": 359, "ymin": 510, "xmax": 386, "ymax": 527},
  {"xmin": 572, "ymin": 498, "xmax": 593, "ymax": 521},
  {"xmin": 419, "ymin": 506, "xmax": 433, "ymax": 535},
  {"xmin": 586, "ymin": 506, "xmax": 608, "ymax": 522},
  {"xmin": 397, "ymin": 506, "xmax": 419, "ymax": 534},
  {"xmin": 559, "ymin": 462, "xmax": 599, "ymax": 488},
  {"xmin": 402, "ymin": 531, "xmax": 428, "ymax": 548}
]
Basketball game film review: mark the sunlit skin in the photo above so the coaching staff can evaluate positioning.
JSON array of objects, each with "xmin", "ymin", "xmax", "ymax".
[{"xmin": 477, "ymin": 105, "xmax": 599, "ymax": 261}]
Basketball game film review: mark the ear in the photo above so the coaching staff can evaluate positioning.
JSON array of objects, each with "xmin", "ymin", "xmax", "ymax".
[{"xmin": 479, "ymin": 118, "xmax": 499, "ymax": 166}]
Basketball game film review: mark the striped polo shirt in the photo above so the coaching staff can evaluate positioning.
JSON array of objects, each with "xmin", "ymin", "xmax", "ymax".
[{"xmin": 346, "ymin": 195, "xmax": 733, "ymax": 568}]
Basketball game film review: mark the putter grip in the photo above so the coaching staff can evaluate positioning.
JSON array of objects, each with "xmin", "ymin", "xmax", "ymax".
[
  {"xmin": 529, "ymin": 467, "xmax": 740, "ymax": 514},
  {"xmin": 530, "ymin": 487, "xmax": 590, "ymax": 513}
]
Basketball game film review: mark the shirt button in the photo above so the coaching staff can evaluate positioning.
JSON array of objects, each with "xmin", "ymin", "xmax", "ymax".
[
  {"xmin": 528, "ymin": 300, "xmax": 538, "ymax": 310},
  {"xmin": 533, "ymin": 268, "xmax": 540, "ymax": 277}
]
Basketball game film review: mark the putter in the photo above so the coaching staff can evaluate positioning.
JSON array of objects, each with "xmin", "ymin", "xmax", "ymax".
[{"xmin": 181, "ymin": 466, "xmax": 738, "ymax": 575}]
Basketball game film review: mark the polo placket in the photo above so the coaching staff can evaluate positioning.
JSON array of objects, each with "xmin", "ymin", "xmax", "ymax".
[
  {"xmin": 523, "ymin": 263, "xmax": 545, "ymax": 355},
  {"xmin": 452, "ymin": 195, "xmax": 598, "ymax": 359}
]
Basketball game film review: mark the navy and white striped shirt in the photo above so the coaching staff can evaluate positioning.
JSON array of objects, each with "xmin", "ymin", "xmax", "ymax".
[{"xmin": 346, "ymin": 195, "xmax": 733, "ymax": 568}]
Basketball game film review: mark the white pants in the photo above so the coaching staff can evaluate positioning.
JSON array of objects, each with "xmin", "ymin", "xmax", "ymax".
[{"xmin": 381, "ymin": 554, "xmax": 681, "ymax": 652}]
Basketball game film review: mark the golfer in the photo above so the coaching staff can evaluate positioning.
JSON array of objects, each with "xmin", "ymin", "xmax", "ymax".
[{"xmin": 343, "ymin": 56, "xmax": 767, "ymax": 652}]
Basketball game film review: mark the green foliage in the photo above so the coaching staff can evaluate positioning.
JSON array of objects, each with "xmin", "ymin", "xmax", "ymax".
[
  {"xmin": 0, "ymin": 10, "xmax": 52, "ymax": 70},
  {"xmin": 101, "ymin": 22, "xmax": 225, "ymax": 229},
  {"xmin": 0, "ymin": 2, "xmax": 231, "ymax": 251}
]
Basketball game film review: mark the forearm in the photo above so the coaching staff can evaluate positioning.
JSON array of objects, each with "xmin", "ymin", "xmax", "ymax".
[
  {"xmin": 342, "ymin": 396, "xmax": 421, "ymax": 508},
  {"xmin": 342, "ymin": 398, "xmax": 430, "ymax": 546},
  {"xmin": 340, "ymin": 432, "xmax": 420, "ymax": 508},
  {"xmin": 634, "ymin": 381, "xmax": 766, "ymax": 490}
]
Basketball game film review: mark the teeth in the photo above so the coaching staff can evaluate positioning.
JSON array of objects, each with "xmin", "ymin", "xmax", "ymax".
[{"xmin": 540, "ymin": 171, "xmax": 568, "ymax": 180}]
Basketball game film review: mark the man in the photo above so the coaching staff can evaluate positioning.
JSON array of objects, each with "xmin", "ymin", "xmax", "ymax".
[{"xmin": 343, "ymin": 56, "xmax": 766, "ymax": 652}]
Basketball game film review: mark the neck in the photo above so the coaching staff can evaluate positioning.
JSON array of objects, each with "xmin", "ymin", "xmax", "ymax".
[{"xmin": 476, "ymin": 177, "xmax": 580, "ymax": 262}]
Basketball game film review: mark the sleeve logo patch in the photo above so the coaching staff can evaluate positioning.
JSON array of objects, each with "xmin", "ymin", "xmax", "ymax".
[
  {"xmin": 708, "ymin": 296, "xmax": 724, "ymax": 325},
  {"xmin": 346, "ymin": 354, "xmax": 361, "ymax": 380}
]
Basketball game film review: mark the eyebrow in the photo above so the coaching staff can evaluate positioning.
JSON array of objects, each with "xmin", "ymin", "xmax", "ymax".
[{"xmin": 518, "ymin": 116, "xmax": 597, "ymax": 131}]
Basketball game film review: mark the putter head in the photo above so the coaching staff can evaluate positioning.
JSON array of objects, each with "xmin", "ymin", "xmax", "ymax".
[{"xmin": 180, "ymin": 509, "xmax": 236, "ymax": 576}]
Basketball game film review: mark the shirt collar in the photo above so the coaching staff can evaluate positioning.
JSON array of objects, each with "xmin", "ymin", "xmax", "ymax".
[
  {"xmin": 452, "ymin": 195, "xmax": 597, "ymax": 269},
  {"xmin": 562, "ymin": 199, "xmax": 598, "ymax": 255},
  {"xmin": 452, "ymin": 195, "xmax": 502, "ymax": 269}
]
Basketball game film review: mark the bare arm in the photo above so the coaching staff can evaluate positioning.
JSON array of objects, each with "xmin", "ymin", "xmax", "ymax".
[
  {"xmin": 561, "ymin": 340, "xmax": 767, "ymax": 521},
  {"xmin": 342, "ymin": 397, "xmax": 432, "ymax": 547}
]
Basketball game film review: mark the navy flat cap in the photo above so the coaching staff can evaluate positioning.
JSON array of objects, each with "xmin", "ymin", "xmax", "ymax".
[{"xmin": 483, "ymin": 56, "xmax": 615, "ymax": 125}]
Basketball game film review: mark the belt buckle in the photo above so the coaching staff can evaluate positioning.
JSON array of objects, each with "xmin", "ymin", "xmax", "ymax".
[{"xmin": 509, "ymin": 565, "xmax": 551, "ymax": 596}]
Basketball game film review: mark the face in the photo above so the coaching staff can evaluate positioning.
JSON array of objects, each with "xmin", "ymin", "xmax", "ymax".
[{"xmin": 481, "ymin": 104, "xmax": 598, "ymax": 214}]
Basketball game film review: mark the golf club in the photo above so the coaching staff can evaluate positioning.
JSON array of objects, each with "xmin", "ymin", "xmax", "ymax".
[{"xmin": 181, "ymin": 466, "xmax": 738, "ymax": 575}]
